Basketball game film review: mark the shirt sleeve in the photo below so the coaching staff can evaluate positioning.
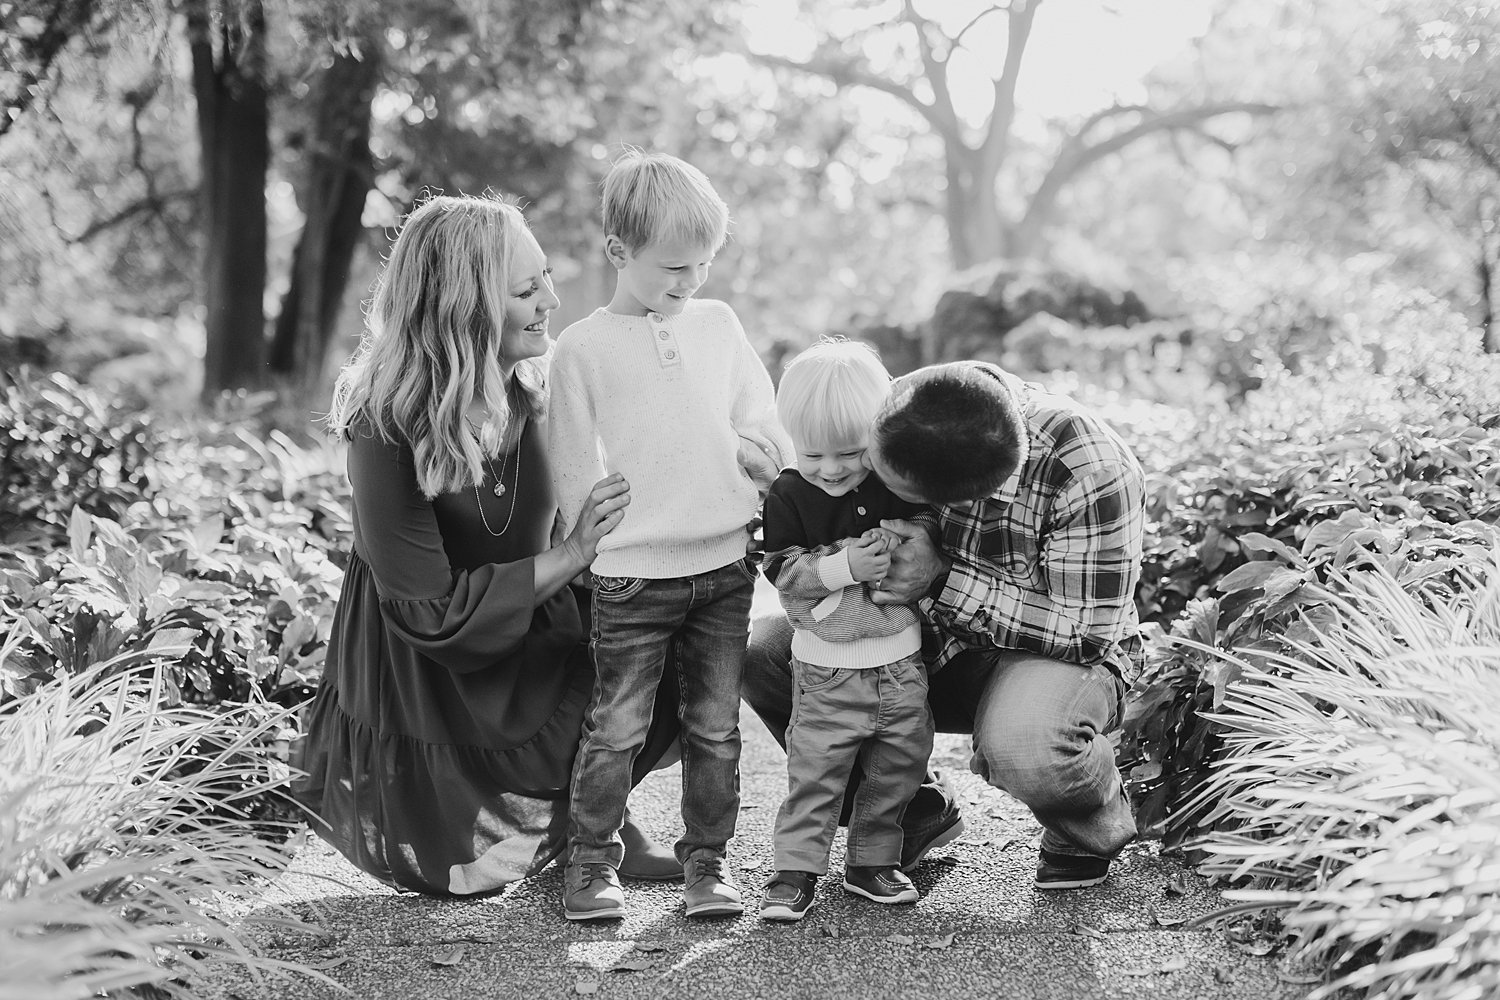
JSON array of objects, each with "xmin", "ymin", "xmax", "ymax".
[
  {"xmin": 724, "ymin": 309, "xmax": 793, "ymax": 471},
  {"xmin": 927, "ymin": 462, "xmax": 1145, "ymax": 667},
  {"xmin": 543, "ymin": 350, "xmax": 604, "ymax": 539},
  {"xmin": 347, "ymin": 427, "xmax": 570, "ymax": 674}
]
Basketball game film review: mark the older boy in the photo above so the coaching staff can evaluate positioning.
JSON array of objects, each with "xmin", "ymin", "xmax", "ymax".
[{"xmin": 547, "ymin": 149, "xmax": 791, "ymax": 921}]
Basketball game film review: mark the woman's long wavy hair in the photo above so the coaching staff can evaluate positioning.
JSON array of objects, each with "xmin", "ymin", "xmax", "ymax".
[{"xmin": 326, "ymin": 194, "xmax": 548, "ymax": 499}]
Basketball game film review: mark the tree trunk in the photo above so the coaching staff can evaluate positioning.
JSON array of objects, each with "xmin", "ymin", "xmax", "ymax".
[
  {"xmin": 1480, "ymin": 241, "xmax": 1497, "ymax": 353},
  {"xmin": 188, "ymin": 0, "xmax": 270, "ymax": 401},
  {"xmin": 269, "ymin": 40, "xmax": 381, "ymax": 391}
]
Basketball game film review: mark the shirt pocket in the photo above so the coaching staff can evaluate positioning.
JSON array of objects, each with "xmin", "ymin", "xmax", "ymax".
[{"xmin": 976, "ymin": 521, "xmax": 1046, "ymax": 591}]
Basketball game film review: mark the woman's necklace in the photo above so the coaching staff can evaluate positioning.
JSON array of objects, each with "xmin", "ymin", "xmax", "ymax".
[{"xmin": 474, "ymin": 416, "xmax": 523, "ymax": 537}]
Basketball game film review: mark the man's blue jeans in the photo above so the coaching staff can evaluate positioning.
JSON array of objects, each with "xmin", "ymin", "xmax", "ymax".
[
  {"xmin": 743, "ymin": 612, "xmax": 1136, "ymax": 860},
  {"xmin": 567, "ymin": 559, "xmax": 754, "ymax": 867}
]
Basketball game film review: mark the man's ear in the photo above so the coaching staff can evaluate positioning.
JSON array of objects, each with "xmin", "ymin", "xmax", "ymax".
[{"xmin": 603, "ymin": 234, "xmax": 629, "ymax": 269}]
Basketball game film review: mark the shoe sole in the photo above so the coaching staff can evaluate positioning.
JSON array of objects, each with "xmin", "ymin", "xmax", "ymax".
[
  {"xmin": 684, "ymin": 902, "xmax": 744, "ymax": 918},
  {"xmin": 564, "ymin": 906, "xmax": 625, "ymax": 921},
  {"xmin": 900, "ymin": 816, "xmax": 967, "ymax": 873},
  {"xmin": 1035, "ymin": 873, "xmax": 1108, "ymax": 890},
  {"xmin": 758, "ymin": 904, "xmax": 809, "ymax": 922},
  {"xmin": 842, "ymin": 881, "xmax": 919, "ymax": 905}
]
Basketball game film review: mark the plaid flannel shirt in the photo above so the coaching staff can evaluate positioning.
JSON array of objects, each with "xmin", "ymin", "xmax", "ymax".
[{"xmin": 917, "ymin": 364, "xmax": 1147, "ymax": 683}]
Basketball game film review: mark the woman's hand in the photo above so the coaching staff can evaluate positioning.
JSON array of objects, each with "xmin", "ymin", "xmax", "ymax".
[
  {"xmin": 561, "ymin": 473, "xmax": 630, "ymax": 569},
  {"xmin": 869, "ymin": 518, "xmax": 948, "ymax": 604}
]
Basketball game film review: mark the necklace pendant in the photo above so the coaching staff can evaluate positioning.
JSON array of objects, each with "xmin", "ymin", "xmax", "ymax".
[{"xmin": 493, "ymin": 482, "xmax": 507, "ymax": 497}]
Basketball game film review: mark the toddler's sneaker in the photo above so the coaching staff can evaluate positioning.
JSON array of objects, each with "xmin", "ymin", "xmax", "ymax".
[
  {"xmin": 759, "ymin": 870, "xmax": 817, "ymax": 922},
  {"xmin": 683, "ymin": 852, "xmax": 744, "ymax": 918},
  {"xmin": 562, "ymin": 861, "xmax": 625, "ymax": 921},
  {"xmin": 1035, "ymin": 849, "xmax": 1111, "ymax": 890},
  {"xmin": 843, "ymin": 864, "xmax": 919, "ymax": 904}
]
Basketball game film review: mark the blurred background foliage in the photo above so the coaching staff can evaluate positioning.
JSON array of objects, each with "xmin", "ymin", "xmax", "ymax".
[{"xmin": 2, "ymin": 0, "xmax": 1497, "ymax": 413}]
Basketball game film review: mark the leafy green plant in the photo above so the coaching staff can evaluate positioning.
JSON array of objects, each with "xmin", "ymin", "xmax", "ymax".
[
  {"xmin": 0, "ymin": 371, "xmax": 154, "ymax": 550},
  {"xmin": 0, "ymin": 657, "xmax": 327, "ymax": 1000},
  {"xmin": 1177, "ymin": 554, "xmax": 1500, "ymax": 1000}
]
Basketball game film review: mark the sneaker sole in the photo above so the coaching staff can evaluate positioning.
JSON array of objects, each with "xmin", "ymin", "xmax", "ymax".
[
  {"xmin": 758, "ymin": 903, "xmax": 809, "ymax": 922},
  {"xmin": 564, "ymin": 905, "xmax": 625, "ymax": 921},
  {"xmin": 685, "ymin": 901, "xmax": 745, "ymax": 918},
  {"xmin": 900, "ymin": 816, "xmax": 967, "ymax": 873},
  {"xmin": 1035, "ymin": 873, "xmax": 1108, "ymax": 890},
  {"xmin": 842, "ymin": 881, "xmax": 919, "ymax": 905}
]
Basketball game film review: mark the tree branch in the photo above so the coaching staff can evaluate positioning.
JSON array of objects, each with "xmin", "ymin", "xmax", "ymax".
[
  {"xmin": 1, "ymin": 0, "xmax": 99, "ymax": 139},
  {"xmin": 1013, "ymin": 100, "xmax": 1279, "ymax": 255},
  {"xmin": 747, "ymin": 49, "xmax": 944, "ymax": 132}
]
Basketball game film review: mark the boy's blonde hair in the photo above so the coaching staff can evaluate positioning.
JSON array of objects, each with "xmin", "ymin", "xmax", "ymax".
[
  {"xmin": 602, "ymin": 148, "xmax": 729, "ymax": 253},
  {"xmin": 327, "ymin": 194, "xmax": 547, "ymax": 499},
  {"xmin": 776, "ymin": 338, "xmax": 893, "ymax": 449}
]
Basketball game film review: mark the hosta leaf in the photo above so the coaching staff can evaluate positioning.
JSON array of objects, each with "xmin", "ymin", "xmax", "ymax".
[{"xmin": 1216, "ymin": 560, "xmax": 1282, "ymax": 594}]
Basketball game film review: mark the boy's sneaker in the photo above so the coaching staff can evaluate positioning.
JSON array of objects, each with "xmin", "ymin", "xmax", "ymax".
[
  {"xmin": 562, "ymin": 862, "xmax": 626, "ymax": 921},
  {"xmin": 759, "ymin": 870, "xmax": 817, "ymax": 922},
  {"xmin": 899, "ymin": 810, "xmax": 966, "ymax": 872},
  {"xmin": 843, "ymin": 865, "xmax": 920, "ymax": 904},
  {"xmin": 683, "ymin": 853, "xmax": 744, "ymax": 918},
  {"xmin": 1035, "ymin": 849, "xmax": 1111, "ymax": 890}
]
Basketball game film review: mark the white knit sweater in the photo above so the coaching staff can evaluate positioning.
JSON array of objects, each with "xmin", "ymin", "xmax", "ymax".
[{"xmin": 546, "ymin": 301, "xmax": 791, "ymax": 579}]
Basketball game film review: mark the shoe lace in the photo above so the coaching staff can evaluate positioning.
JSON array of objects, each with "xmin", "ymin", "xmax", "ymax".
[
  {"xmin": 690, "ymin": 855, "xmax": 726, "ymax": 880},
  {"xmin": 577, "ymin": 862, "xmax": 615, "ymax": 886}
]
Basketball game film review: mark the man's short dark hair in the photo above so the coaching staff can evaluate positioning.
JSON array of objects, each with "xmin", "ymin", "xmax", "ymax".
[{"xmin": 873, "ymin": 363, "xmax": 1024, "ymax": 504}]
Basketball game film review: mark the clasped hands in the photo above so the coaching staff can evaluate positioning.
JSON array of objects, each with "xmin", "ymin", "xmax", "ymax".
[{"xmin": 849, "ymin": 519, "xmax": 948, "ymax": 604}]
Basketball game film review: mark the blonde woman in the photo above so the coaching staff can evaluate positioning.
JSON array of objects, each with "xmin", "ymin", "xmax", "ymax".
[{"xmin": 294, "ymin": 195, "xmax": 681, "ymax": 896}]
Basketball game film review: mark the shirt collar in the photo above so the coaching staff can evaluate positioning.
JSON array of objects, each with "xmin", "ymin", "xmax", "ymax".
[{"xmin": 967, "ymin": 361, "xmax": 1030, "ymax": 505}]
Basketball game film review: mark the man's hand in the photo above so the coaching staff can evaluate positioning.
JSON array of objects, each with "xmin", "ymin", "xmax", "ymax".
[{"xmin": 870, "ymin": 518, "xmax": 948, "ymax": 604}]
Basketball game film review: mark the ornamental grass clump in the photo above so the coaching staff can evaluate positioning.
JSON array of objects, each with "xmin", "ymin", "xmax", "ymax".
[
  {"xmin": 1181, "ymin": 554, "xmax": 1500, "ymax": 1000},
  {"xmin": 0, "ymin": 652, "xmax": 322, "ymax": 1000}
]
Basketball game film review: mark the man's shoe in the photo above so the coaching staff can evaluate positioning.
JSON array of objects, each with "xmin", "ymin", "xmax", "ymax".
[
  {"xmin": 618, "ymin": 816, "xmax": 683, "ymax": 882},
  {"xmin": 562, "ymin": 862, "xmax": 626, "ymax": 921},
  {"xmin": 844, "ymin": 865, "xmax": 920, "ymax": 904},
  {"xmin": 683, "ymin": 853, "xmax": 744, "ymax": 918},
  {"xmin": 899, "ymin": 809, "xmax": 966, "ymax": 872},
  {"xmin": 759, "ymin": 870, "xmax": 817, "ymax": 922},
  {"xmin": 1035, "ymin": 849, "xmax": 1111, "ymax": 890}
]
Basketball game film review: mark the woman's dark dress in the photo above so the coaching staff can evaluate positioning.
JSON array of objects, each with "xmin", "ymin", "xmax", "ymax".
[{"xmin": 293, "ymin": 416, "xmax": 677, "ymax": 895}]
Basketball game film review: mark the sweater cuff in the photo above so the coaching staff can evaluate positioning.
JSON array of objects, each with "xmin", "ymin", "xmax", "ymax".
[{"xmin": 817, "ymin": 549, "xmax": 857, "ymax": 591}]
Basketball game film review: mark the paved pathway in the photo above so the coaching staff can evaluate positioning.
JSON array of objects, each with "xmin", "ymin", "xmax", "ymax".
[{"xmin": 193, "ymin": 707, "xmax": 1315, "ymax": 1000}]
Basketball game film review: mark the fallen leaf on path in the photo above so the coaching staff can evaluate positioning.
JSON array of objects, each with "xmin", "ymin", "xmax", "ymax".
[
  {"xmin": 1147, "ymin": 904, "xmax": 1189, "ymax": 927},
  {"xmin": 885, "ymin": 934, "xmax": 915, "ymax": 946},
  {"xmin": 574, "ymin": 978, "xmax": 600, "ymax": 995},
  {"xmin": 634, "ymin": 941, "xmax": 667, "ymax": 953},
  {"xmin": 1069, "ymin": 921, "xmax": 1106, "ymax": 940},
  {"xmin": 430, "ymin": 945, "xmax": 466, "ymax": 967},
  {"xmin": 919, "ymin": 933, "xmax": 956, "ymax": 950},
  {"xmin": 738, "ymin": 856, "xmax": 763, "ymax": 871},
  {"xmin": 821, "ymin": 927, "xmax": 841, "ymax": 938},
  {"xmin": 610, "ymin": 956, "xmax": 657, "ymax": 973},
  {"xmin": 1160, "ymin": 956, "xmax": 1189, "ymax": 974},
  {"xmin": 1164, "ymin": 872, "xmax": 1189, "ymax": 896},
  {"xmin": 1212, "ymin": 965, "xmax": 1233, "ymax": 984},
  {"xmin": 308, "ymin": 957, "xmax": 350, "ymax": 970},
  {"xmin": 1231, "ymin": 939, "xmax": 1277, "ymax": 957}
]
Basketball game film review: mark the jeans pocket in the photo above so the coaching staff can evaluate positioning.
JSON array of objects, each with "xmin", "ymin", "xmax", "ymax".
[
  {"xmin": 794, "ymin": 660, "xmax": 844, "ymax": 695},
  {"xmin": 593, "ymin": 575, "xmax": 647, "ymax": 602},
  {"xmin": 729, "ymin": 555, "xmax": 759, "ymax": 586}
]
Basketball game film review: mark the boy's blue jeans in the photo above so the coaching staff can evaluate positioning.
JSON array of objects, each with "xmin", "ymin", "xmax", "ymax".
[
  {"xmin": 773, "ymin": 652, "xmax": 932, "ymax": 874},
  {"xmin": 566, "ymin": 558, "xmax": 754, "ymax": 868}
]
